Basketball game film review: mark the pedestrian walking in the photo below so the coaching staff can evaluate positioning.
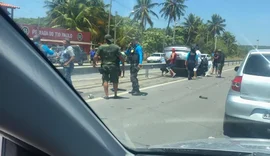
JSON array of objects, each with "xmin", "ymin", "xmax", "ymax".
[
  {"xmin": 216, "ymin": 49, "xmax": 225, "ymax": 78},
  {"xmin": 125, "ymin": 38, "xmax": 143, "ymax": 95},
  {"xmin": 93, "ymin": 34, "xmax": 125, "ymax": 99},
  {"xmin": 193, "ymin": 45, "xmax": 202, "ymax": 78},
  {"xmin": 59, "ymin": 39, "xmax": 75, "ymax": 85},
  {"xmin": 165, "ymin": 48, "xmax": 177, "ymax": 77},
  {"xmin": 185, "ymin": 45, "xmax": 198, "ymax": 80}
]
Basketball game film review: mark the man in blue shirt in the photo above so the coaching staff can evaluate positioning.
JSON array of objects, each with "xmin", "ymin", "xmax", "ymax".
[
  {"xmin": 185, "ymin": 45, "xmax": 198, "ymax": 80},
  {"xmin": 33, "ymin": 35, "xmax": 54, "ymax": 56},
  {"xmin": 126, "ymin": 38, "xmax": 143, "ymax": 95}
]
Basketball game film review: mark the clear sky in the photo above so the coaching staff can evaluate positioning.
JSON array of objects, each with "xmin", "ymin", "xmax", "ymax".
[{"xmin": 3, "ymin": 0, "xmax": 270, "ymax": 45}]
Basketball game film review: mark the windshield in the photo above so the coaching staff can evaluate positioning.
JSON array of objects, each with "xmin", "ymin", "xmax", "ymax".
[
  {"xmin": 244, "ymin": 54, "xmax": 270, "ymax": 77},
  {"xmin": 3, "ymin": 0, "xmax": 270, "ymax": 153}
]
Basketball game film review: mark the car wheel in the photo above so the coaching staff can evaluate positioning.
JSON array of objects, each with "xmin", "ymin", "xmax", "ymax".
[{"xmin": 223, "ymin": 114, "xmax": 241, "ymax": 137}]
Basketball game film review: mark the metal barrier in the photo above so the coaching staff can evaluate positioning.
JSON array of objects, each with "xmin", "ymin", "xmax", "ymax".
[{"xmin": 57, "ymin": 60, "xmax": 242, "ymax": 76}]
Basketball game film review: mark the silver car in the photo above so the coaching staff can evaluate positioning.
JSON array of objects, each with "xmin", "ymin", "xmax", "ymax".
[{"xmin": 223, "ymin": 49, "xmax": 270, "ymax": 137}]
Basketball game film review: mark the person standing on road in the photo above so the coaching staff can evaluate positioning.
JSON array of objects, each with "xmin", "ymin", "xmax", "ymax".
[
  {"xmin": 93, "ymin": 34, "xmax": 125, "ymax": 99},
  {"xmin": 33, "ymin": 35, "xmax": 54, "ymax": 57},
  {"xmin": 59, "ymin": 39, "xmax": 75, "ymax": 85},
  {"xmin": 166, "ymin": 48, "xmax": 177, "ymax": 77},
  {"xmin": 90, "ymin": 48, "xmax": 96, "ymax": 63},
  {"xmin": 185, "ymin": 45, "xmax": 198, "ymax": 80},
  {"xmin": 119, "ymin": 50, "xmax": 127, "ymax": 77},
  {"xmin": 216, "ymin": 49, "xmax": 225, "ymax": 78},
  {"xmin": 193, "ymin": 45, "xmax": 202, "ymax": 79},
  {"xmin": 125, "ymin": 38, "xmax": 143, "ymax": 95},
  {"xmin": 211, "ymin": 50, "xmax": 218, "ymax": 75}
]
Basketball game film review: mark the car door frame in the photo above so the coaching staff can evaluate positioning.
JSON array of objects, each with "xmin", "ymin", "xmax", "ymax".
[{"xmin": 0, "ymin": 8, "xmax": 132, "ymax": 156}]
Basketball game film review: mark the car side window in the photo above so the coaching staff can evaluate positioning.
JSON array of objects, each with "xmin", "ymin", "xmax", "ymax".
[{"xmin": 1, "ymin": 138, "xmax": 49, "ymax": 156}]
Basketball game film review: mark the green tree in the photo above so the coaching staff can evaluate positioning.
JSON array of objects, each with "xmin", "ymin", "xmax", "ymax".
[
  {"xmin": 207, "ymin": 14, "xmax": 226, "ymax": 36},
  {"xmin": 183, "ymin": 13, "xmax": 202, "ymax": 45},
  {"xmin": 142, "ymin": 28, "xmax": 167, "ymax": 54},
  {"xmin": 46, "ymin": 0, "xmax": 108, "ymax": 43},
  {"xmin": 129, "ymin": 0, "xmax": 159, "ymax": 30},
  {"xmin": 159, "ymin": 0, "xmax": 187, "ymax": 28}
]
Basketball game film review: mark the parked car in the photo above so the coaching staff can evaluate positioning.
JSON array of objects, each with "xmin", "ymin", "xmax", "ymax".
[
  {"xmin": 201, "ymin": 54, "xmax": 211, "ymax": 61},
  {"xmin": 147, "ymin": 52, "xmax": 165, "ymax": 63},
  {"xmin": 223, "ymin": 49, "xmax": 270, "ymax": 137},
  {"xmin": 71, "ymin": 45, "xmax": 88, "ymax": 66}
]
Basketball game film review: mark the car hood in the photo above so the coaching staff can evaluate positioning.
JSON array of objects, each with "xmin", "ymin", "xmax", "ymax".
[{"xmin": 147, "ymin": 138, "xmax": 270, "ymax": 153}]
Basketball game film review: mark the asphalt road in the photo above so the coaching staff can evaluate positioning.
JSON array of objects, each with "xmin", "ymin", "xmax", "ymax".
[{"xmin": 71, "ymin": 63, "xmax": 239, "ymax": 148}]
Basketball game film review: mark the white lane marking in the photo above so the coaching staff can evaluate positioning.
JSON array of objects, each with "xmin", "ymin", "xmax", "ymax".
[
  {"xmin": 72, "ymin": 70, "xmax": 161, "ymax": 82},
  {"xmin": 85, "ymin": 68, "xmax": 234, "ymax": 103}
]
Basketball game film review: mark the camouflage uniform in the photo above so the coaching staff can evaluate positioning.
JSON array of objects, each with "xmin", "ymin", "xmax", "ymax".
[{"xmin": 96, "ymin": 43, "xmax": 121, "ymax": 84}]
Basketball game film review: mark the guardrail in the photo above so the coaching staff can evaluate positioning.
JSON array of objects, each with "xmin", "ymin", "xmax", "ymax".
[{"xmin": 57, "ymin": 60, "xmax": 242, "ymax": 76}]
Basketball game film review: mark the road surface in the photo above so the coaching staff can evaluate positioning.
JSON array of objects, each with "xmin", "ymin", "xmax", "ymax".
[{"xmin": 71, "ymin": 64, "xmax": 239, "ymax": 148}]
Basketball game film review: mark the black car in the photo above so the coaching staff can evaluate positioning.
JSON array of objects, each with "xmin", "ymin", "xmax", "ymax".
[{"xmin": 71, "ymin": 45, "xmax": 88, "ymax": 66}]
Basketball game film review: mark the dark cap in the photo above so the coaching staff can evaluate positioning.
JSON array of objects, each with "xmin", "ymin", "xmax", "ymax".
[
  {"xmin": 105, "ymin": 34, "xmax": 113, "ymax": 43},
  {"xmin": 33, "ymin": 35, "xmax": 41, "ymax": 42}
]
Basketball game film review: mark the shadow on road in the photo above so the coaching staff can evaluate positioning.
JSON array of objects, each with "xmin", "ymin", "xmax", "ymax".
[{"xmin": 111, "ymin": 88, "xmax": 127, "ymax": 92}]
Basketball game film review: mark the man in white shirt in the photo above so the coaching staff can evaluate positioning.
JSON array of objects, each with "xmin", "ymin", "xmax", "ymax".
[
  {"xmin": 193, "ymin": 45, "xmax": 201, "ymax": 78},
  {"xmin": 60, "ymin": 39, "xmax": 75, "ymax": 85}
]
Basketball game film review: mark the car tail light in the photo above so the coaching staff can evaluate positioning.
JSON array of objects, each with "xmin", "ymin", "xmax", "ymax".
[{"xmin": 232, "ymin": 76, "xmax": 242, "ymax": 92}]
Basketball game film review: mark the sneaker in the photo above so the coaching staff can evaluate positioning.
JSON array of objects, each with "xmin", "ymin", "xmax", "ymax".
[
  {"xmin": 172, "ymin": 73, "xmax": 176, "ymax": 78},
  {"xmin": 132, "ymin": 91, "xmax": 141, "ymax": 96},
  {"xmin": 128, "ymin": 90, "xmax": 135, "ymax": 94},
  {"xmin": 103, "ymin": 96, "xmax": 109, "ymax": 100}
]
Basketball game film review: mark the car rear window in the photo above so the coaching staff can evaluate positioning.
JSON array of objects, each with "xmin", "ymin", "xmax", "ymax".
[{"xmin": 243, "ymin": 54, "xmax": 270, "ymax": 77}]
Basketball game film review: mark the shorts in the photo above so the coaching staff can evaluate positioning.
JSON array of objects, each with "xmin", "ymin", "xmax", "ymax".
[
  {"xmin": 213, "ymin": 62, "xmax": 218, "ymax": 69},
  {"xmin": 193, "ymin": 61, "xmax": 201, "ymax": 72},
  {"xmin": 217, "ymin": 63, "xmax": 224, "ymax": 71},
  {"xmin": 101, "ymin": 65, "xmax": 120, "ymax": 83},
  {"xmin": 167, "ymin": 63, "xmax": 175, "ymax": 70}
]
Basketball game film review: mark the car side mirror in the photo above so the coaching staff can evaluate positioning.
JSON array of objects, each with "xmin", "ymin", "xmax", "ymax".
[{"xmin": 234, "ymin": 66, "xmax": 239, "ymax": 72}]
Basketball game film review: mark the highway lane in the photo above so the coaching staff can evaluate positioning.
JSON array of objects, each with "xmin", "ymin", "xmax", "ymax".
[{"xmin": 70, "ymin": 64, "xmax": 239, "ymax": 148}]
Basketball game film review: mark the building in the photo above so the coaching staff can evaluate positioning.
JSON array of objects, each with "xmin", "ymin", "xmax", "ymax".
[
  {"xmin": 0, "ymin": 2, "xmax": 20, "ymax": 19},
  {"xmin": 19, "ymin": 24, "xmax": 92, "ymax": 53}
]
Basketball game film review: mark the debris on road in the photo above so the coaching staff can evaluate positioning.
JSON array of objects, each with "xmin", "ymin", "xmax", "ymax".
[
  {"xmin": 199, "ymin": 96, "xmax": 208, "ymax": 99},
  {"xmin": 88, "ymin": 94, "xmax": 94, "ymax": 99}
]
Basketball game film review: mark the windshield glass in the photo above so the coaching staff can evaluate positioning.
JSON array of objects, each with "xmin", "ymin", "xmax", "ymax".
[
  {"xmin": 3, "ymin": 0, "xmax": 270, "ymax": 152},
  {"xmin": 244, "ymin": 54, "xmax": 270, "ymax": 77}
]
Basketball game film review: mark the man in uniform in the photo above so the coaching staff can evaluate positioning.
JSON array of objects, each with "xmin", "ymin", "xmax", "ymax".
[
  {"xmin": 93, "ymin": 34, "xmax": 125, "ymax": 99},
  {"xmin": 126, "ymin": 38, "xmax": 143, "ymax": 95}
]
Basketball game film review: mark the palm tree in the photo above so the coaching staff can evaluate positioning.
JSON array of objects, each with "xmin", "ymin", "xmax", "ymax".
[
  {"xmin": 159, "ymin": 0, "xmax": 187, "ymax": 28},
  {"xmin": 48, "ymin": 0, "xmax": 92, "ymax": 32},
  {"xmin": 207, "ymin": 14, "xmax": 226, "ymax": 37},
  {"xmin": 183, "ymin": 13, "xmax": 202, "ymax": 45},
  {"xmin": 129, "ymin": 0, "xmax": 159, "ymax": 30},
  {"xmin": 46, "ymin": 0, "xmax": 109, "ymax": 42}
]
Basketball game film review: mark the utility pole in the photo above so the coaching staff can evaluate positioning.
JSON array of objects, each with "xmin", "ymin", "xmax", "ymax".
[
  {"xmin": 173, "ymin": 21, "xmax": 177, "ymax": 45},
  {"xmin": 107, "ymin": 0, "xmax": 112, "ymax": 34},
  {"xmin": 114, "ymin": 11, "xmax": 117, "ymax": 44},
  {"xmin": 214, "ymin": 36, "xmax": 217, "ymax": 50}
]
